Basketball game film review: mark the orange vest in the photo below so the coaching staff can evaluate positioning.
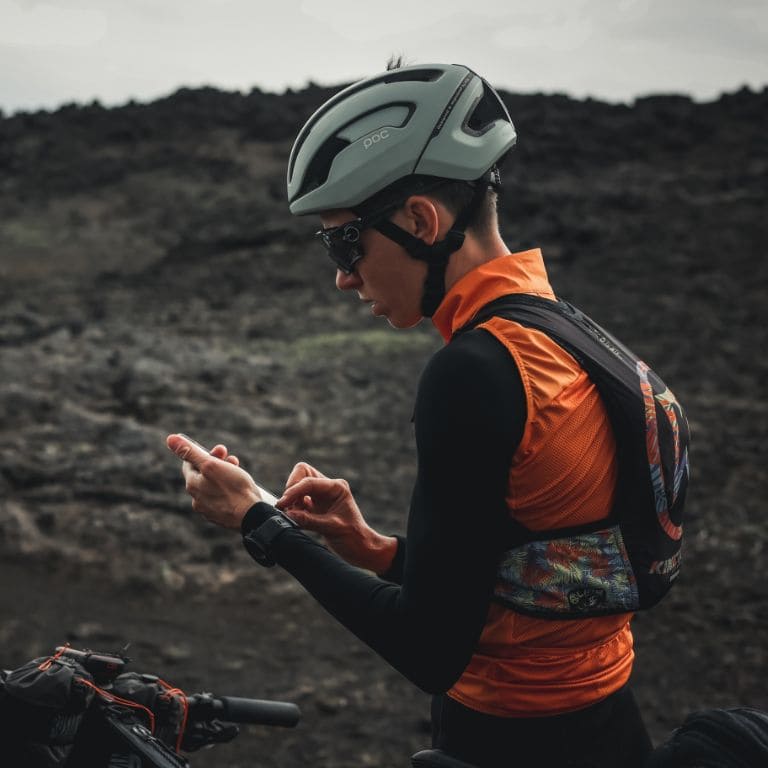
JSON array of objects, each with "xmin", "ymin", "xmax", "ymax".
[{"xmin": 432, "ymin": 250, "xmax": 634, "ymax": 718}]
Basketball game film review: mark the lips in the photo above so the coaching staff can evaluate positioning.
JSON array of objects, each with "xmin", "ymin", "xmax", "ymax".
[{"xmin": 357, "ymin": 295, "xmax": 380, "ymax": 315}]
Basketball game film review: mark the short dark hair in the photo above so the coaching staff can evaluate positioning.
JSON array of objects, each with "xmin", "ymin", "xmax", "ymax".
[
  {"xmin": 355, "ymin": 174, "xmax": 499, "ymax": 239},
  {"xmin": 386, "ymin": 54, "xmax": 409, "ymax": 71},
  {"xmin": 427, "ymin": 179, "xmax": 499, "ymax": 239}
]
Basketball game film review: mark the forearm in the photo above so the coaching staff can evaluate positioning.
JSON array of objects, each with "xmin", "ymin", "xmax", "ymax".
[
  {"xmin": 252, "ymin": 522, "xmax": 473, "ymax": 693},
  {"xmin": 339, "ymin": 528, "xmax": 399, "ymax": 575}
]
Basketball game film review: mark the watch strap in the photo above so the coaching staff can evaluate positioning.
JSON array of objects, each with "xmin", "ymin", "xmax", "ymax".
[{"xmin": 243, "ymin": 512, "xmax": 298, "ymax": 567}]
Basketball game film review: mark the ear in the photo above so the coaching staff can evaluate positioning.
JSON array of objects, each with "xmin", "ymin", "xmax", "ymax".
[{"xmin": 400, "ymin": 195, "xmax": 441, "ymax": 244}]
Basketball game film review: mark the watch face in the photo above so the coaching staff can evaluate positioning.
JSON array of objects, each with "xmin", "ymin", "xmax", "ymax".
[{"xmin": 243, "ymin": 530, "xmax": 273, "ymax": 566}]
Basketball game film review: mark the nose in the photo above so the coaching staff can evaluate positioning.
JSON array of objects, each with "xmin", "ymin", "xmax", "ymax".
[{"xmin": 336, "ymin": 268, "xmax": 362, "ymax": 291}]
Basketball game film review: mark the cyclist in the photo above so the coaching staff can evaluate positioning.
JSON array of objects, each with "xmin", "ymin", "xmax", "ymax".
[{"xmin": 168, "ymin": 61, "xmax": 656, "ymax": 767}]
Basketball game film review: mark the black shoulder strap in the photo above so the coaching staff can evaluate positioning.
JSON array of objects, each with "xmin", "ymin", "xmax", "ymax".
[
  {"xmin": 452, "ymin": 292, "xmax": 653, "ymax": 543},
  {"xmin": 453, "ymin": 293, "xmax": 645, "ymax": 395}
]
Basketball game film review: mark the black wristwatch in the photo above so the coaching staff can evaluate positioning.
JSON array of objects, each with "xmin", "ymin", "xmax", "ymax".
[{"xmin": 243, "ymin": 513, "xmax": 298, "ymax": 567}]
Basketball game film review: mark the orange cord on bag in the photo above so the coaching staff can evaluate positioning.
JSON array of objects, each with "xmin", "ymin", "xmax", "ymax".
[
  {"xmin": 37, "ymin": 644, "xmax": 69, "ymax": 671},
  {"xmin": 36, "ymin": 645, "xmax": 189, "ymax": 753},
  {"xmin": 157, "ymin": 677, "xmax": 190, "ymax": 753},
  {"xmin": 75, "ymin": 677, "xmax": 157, "ymax": 734}
]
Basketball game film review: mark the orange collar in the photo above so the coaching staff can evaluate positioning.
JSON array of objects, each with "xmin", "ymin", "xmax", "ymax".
[{"xmin": 432, "ymin": 250, "xmax": 556, "ymax": 342}]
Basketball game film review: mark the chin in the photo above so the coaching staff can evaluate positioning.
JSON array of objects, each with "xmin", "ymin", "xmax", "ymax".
[{"xmin": 388, "ymin": 314, "xmax": 423, "ymax": 330}]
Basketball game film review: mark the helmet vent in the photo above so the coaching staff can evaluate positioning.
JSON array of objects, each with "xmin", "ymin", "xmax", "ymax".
[
  {"xmin": 296, "ymin": 136, "xmax": 350, "ymax": 199},
  {"xmin": 382, "ymin": 68, "xmax": 443, "ymax": 85},
  {"xmin": 464, "ymin": 81, "xmax": 510, "ymax": 136}
]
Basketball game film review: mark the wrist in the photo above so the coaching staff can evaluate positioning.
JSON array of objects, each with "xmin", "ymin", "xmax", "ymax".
[
  {"xmin": 242, "ymin": 506, "xmax": 299, "ymax": 567},
  {"xmin": 241, "ymin": 501, "xmax": 277, "ymax": 534},
  {"xmin": 366, "ymin": 532, "xmax": 399, "ymax": 576}
]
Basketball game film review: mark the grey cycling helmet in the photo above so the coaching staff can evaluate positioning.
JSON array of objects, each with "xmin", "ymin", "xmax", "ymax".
[{"xmin": 287, "ymin": 63, "xmax": 517, "ymax": 315}]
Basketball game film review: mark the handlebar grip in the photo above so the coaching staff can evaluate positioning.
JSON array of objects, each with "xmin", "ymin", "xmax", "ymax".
[{"xmin": 217, "ymin": 697, "xmax": 300, "ymax": 727}]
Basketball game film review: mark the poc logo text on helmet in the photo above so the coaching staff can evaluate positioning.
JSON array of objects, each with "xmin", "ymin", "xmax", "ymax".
[{"xmin": 363, "ymin": 129, "xmax": 390, "ymax": 150}]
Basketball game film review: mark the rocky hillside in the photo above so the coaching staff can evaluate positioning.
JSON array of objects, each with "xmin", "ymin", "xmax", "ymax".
[{"xmin": 0, "ymin": 82, "xmax": 766, "ymax": 766}]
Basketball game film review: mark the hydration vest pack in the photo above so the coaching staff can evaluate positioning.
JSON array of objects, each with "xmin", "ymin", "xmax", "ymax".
[{"xmin": 456, "ymin": 294, "xmax": 690, "ymax": 618}]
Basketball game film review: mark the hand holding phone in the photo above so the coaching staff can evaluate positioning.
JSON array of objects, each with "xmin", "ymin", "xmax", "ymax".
[{"xmin": 176, "ymin": 433, "xmax": 280, "ymax": 507}]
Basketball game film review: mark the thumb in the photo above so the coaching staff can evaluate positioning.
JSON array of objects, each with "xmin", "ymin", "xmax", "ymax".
[{"xmin": 167, "ymin": 434, "xmax": 211, "ymax": 468}]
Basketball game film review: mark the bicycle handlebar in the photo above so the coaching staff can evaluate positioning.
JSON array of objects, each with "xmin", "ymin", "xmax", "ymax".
[
  {"xmin": 51, "ymin": 646, "xmax": 301, "ymax": 729},
  {"xmin": 186, "ymin": 693, "xmax": 300, "ymax": 728}
]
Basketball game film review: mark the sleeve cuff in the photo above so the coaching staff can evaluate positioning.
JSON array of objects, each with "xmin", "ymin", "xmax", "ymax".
[{"xmin": 241, "ymin": 501, "xmax": 278, "ymax": 535}]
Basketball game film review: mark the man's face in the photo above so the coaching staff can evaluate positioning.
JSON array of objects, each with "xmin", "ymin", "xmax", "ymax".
[{"xmin": 319, "ymin": 208, "xmax": 427, "ymax": 329}]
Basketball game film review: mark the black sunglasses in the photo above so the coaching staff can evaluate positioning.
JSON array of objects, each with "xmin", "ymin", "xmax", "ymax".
[{"xmin": 314, "ymin": 205, "xmax": 398, "ymax": 274}]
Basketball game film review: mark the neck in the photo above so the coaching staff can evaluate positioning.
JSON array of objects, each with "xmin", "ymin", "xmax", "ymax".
[{"xmin": 444, "ymin": 229, "xmax": 510, "ymax": 291}]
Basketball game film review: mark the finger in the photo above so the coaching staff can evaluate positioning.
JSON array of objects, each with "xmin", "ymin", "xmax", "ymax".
[
  {"xmin": 210, "ymin": 444, "xmax": 228, "ymax": 459},
  {"xmin": 167, "ymin": 434, "xmax": 211, "ymax": 468},
  {"xmin": 181, "ymin": 460, "xmax": 201, "ymax": 483},
  {"xmin": 281, "ymin": 507, "xmax": 307, "ymax": 527},
  {"xmin": 184, "ymin": 470, "xmax": 203, "ymax": 495},
  {"xmin": 285, "ymin": 462, "xmax": 310, "ymax": 487},
  {"xmin": 284, "ymin": 462, "xmax": 326, "ymax": 490},
  {"xmin": 278, "ymin": 475, "xmax": 340, "ymax": 507},
  {"xmin": 281, "ymin": 506, "xmax": 324, "ymax": 530},
  {"xmin": 279, "ymin": 475, "xmax": 317, "ymax": 505},
  {"xmin": 282, "ymin": 507, "xmax": 335, "ymax": 537},
  {"xmin": 226, "ymin": 455, "xmax": 240, "ymax": 466},
  {"xmin": 282, "ymin": 495, "xmax": 314, "ymax": 516}
]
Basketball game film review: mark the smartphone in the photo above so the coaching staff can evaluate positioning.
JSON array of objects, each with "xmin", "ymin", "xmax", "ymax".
[{"xmin": 177, "ymin": 433, "xmax": 280, "ymax": 507}]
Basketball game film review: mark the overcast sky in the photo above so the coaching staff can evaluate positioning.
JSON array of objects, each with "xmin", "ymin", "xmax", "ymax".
[{"xmin": 1, "ymin": 0, "xmax": 766, "ymax": 114}]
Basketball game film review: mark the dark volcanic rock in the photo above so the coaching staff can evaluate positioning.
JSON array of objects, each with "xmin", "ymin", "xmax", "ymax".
[{"xmin": 0, "ymin": 83, "xmax": 766, "ymax": 766}]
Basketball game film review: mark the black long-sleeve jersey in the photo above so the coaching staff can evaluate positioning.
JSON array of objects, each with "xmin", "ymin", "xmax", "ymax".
[{"xmin": 241, "ymin": 328, "xmax": 526, "ymax": 693}]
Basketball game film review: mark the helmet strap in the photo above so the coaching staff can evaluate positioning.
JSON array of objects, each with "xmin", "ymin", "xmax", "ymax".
[{"xmin": 373, "ymin": 170, "xmax": 496, "ymax": 317}]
